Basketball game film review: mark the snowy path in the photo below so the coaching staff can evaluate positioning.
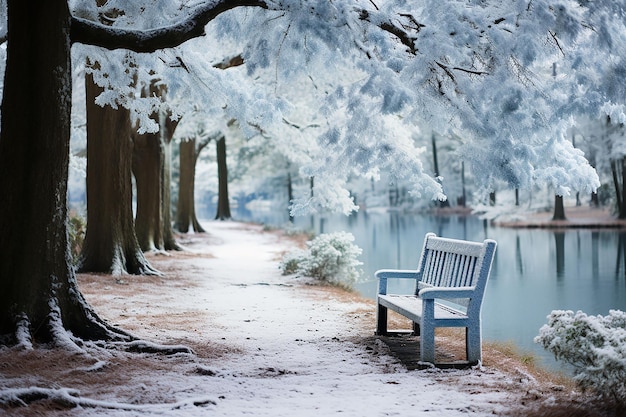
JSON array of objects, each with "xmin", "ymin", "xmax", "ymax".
[
  {"xmin": 153, "ymin": 221, "xmax": 528, "ymax": 417},
  {"xmin": 1, "ymin": 221, "xmax": 548, "ymax": 417}
]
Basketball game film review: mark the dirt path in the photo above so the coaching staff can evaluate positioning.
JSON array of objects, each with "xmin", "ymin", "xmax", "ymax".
[{"xmin": 0, "ymin": 221, "xmax": 594, "ymax": 416}]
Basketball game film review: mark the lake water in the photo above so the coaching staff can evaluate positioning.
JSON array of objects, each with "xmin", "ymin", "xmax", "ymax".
[{"xmin": 234, "ymin": 207, "xmax": 626, "ymax": 370}]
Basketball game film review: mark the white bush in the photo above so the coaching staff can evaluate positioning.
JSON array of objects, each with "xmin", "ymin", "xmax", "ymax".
[
  {"xmin": 535, "ymin": 309, "xmax": 626, "ymax": 405},
  {"xmin": 280, "ymin": 231, "xmax": 363, "ymax": 288}
]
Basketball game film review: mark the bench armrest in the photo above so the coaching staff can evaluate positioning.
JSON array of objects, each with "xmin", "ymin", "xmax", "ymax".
[
  {"xmin": 375, "ymin": 269, "xmax": 419, "ymax": 295},
  {"xmin": 419, "ymin": 286, "xmax": 475, "ymax": 300}
]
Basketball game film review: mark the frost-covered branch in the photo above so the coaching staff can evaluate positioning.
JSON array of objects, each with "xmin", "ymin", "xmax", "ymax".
[
  {"xmin": 70, "ymin": 0, "xmax": 268, "ymax": 52},
  {"xmin": 214, "ymin": 54, "xmax": 245, "ymax": 69},
  {"xmin": 436, "ymin": 61, "xmax": 489, "ymax": 77},
  {"xmin": 358, "ymin": 9, "xmax": 421, "ymax": 54}
]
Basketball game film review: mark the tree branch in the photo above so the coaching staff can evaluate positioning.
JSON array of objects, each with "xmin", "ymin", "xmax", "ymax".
[
  {"xmin": 213, "ymin": 54, "xmax": 245, "ymax": 69},
  {"xmin": 549, "ymin": 30, "xmax": 565, "ymax": 56},
  {"xmin": 358, "ymin": 9, "xmax": 421, "ymax": 54},
  {"xmin": 437, "ymin": 61, "xmax": 489, "ymax": 77},
  {"xmin": 70, "ymin": 0, "xmax": 268, "ymax": 52}
]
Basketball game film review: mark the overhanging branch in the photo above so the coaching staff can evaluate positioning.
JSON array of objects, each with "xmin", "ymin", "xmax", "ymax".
[{"xmin": 70, "ymin": 0, "xmax": 268, "ymax": 52}]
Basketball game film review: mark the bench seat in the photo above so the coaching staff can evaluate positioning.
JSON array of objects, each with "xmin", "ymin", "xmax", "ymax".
[{"xmin": 378, "ymin": 294, "xmax": 469, "ymax": 323}]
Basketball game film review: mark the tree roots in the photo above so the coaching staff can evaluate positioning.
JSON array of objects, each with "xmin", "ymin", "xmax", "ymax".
[{"xmin": 0, "ymin": 386, "xmax": 216, "ymax": 411}]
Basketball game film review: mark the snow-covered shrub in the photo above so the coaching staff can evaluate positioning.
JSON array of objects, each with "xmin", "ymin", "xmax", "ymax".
[
  {"xmin": 280, "ymin": 231, "xmax": 363, "ymax": 288},
  {"xmin": 535, "ymin": 309, "xmax": 626, "ymax": 405},
  {"xmin": 280, "ymin": 248, "xmax": 308, "ymax": 275}
]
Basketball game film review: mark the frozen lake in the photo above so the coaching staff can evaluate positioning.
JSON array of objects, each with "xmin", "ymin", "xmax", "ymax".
[{"xmin": 232, "ymin": 207, "xmax": 626, "ymax": 370}]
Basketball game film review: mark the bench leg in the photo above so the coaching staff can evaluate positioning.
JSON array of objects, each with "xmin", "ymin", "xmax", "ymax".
[
  {"xmin": 412, "ymin": 321, "xmax": 420, "ymax": 336},
  {"xmin": 420, "ymin": 323, "xmax": 436, "ymax": 363},
  {"xmin": 466, "ymin": 326, "xmax": 482, "ymax": 364},
  {"xmin": 376, "ymin": 304, "xmax": 388, "ymax": 335},
  {"xmin": 420, "ymin": 300, "xmax": 436, "ymax": 363}
]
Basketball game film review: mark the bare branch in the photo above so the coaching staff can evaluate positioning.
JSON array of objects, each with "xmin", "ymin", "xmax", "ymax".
[
  {"xmin": 437, "ymin": 61, "xmax": 489, "ymax": 77},
  {"xmin": 283, "ymin": 117, "xmax": 320, "ymax": 130},
  {"xmin": 436, "ymin": 61, "xmax": 455, "ymax": 82},
  {"xmin": 368, "ymin": 0, "xmax": 379, "ymax": 11},
  {"xmin": 549, "ymin": 30, "xmax": 565, "ymax": 56},
  {"xmin": 70, "ymin": 0, "xmax": 268, "ymax": 52}
]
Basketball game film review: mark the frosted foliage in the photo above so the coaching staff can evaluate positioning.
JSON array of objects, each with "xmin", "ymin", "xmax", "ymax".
[
  {"xmin": 213, "ymin": 0, "xmax": 609, "ymax": 198},
  {"xmin": 66, "ymin": 0, "xmax": 626, "ymax": 211},
  {"xmin": 535, "ymin": 310, "xmax": 626, "ymax": 405},
  {"xmin": 280, "ymin": 231, "xmax": 363, "ymax": 288}
]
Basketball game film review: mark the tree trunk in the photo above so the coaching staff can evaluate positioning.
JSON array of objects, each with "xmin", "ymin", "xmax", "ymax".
[
  {"xmin": 78, "ymin": 71, "xmax": 159, "ymax": 275},
  {"xmin": 133, "ymin": 82, "xmax": 181, "ymax": 250},
  {"xmin": 0, "ymin": 0, "xmax": 130, "ymax": 344},
  {"xmin": 176, "ymin": 137, "xmax": 210, "ymax": 233},
  {"xmin": 215, "ymin": 135, "xmax": 232, "ymax": 220},
  {"xmin": 611, "ymin": 159, "xmax": 623, "ymax": 216},
  {"xmin": 160, "ymin": 113, "xmax": 181, "ymax": 250},
  {"xmin": 133, "ymin": 129, "xmax": 164, "ymax": 251},
  {"xmin": 431, "ymin": 132, "xmax": 449, "ymax": 208},
  {"xmin": 459, "ymin": 161, "xmax": 466, "ymax": 207},
  {"xmin": 287, "ymin": 171, "xmax": 294, "ymax": 223},
  {"xmin": 552, "ymin": 195, "xmax": 567, "ymax": 221}
]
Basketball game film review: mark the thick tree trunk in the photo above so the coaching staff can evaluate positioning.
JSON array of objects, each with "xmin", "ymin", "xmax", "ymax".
[
  {"xmin": 133, "ymin": 129, "xmax": 164, "ymax": 251},
  {"xmin": 133, "ymin": 82, "xmax": 180, "ymax": 250},
  {"xmin": 215, "ymin": 135, "xmax": 232, "ymax": 220},
  {"xmin": 552, "ymin": 195, "xmax": 567, "ymax": 221},
  {"xmin": 176, "ymin": 140, "xmax": 195, "ymax": 233},
  {"xmin": 0, "ymin": 0, "xmax": 130, "ymax": 344},
  {"xmin": 78, "ymin": 71, "xmax": 159, "ymax": 275},
  {"xmin": 176, "ymin": 138, "xmax": 210, "ymax": 233}
]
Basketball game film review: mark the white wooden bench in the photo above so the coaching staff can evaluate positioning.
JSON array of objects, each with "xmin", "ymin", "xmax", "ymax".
[{"xmin": 376, "ymin": 232, "xmax": 497, "ymax": 365}]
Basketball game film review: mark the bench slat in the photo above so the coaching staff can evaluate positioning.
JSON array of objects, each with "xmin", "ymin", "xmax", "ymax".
[
  {"xmin": 378, "ymin": 294, "xmax": 467, "ymax": 321},
  {"xmin": 425, "ymin": 237, "xmax": 485, "ymax": 256}
]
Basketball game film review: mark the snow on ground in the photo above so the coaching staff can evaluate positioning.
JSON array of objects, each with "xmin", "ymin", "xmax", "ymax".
[{"xmin": 0, "ymin": 221, "xmax": 569, "ymax": 416}]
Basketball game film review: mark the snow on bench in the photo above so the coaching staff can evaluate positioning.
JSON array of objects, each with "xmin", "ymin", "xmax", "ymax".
[{"xmin": 375, "ymin": 232, "xmax": 497, "ymax": 365}]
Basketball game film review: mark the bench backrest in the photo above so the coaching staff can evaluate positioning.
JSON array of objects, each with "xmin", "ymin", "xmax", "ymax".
[{"xmin": 416, "ymin": 233, "xmax": 497, "ymax": 311}]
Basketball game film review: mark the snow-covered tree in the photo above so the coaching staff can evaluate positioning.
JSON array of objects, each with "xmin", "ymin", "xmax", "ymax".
[
  {"xmin": 78, "ymin": 69, "xmax": 160, "ymax": 275},
  {"xmin": 174, "ymin": 117, "xmax": 219, "ymax": 233}
]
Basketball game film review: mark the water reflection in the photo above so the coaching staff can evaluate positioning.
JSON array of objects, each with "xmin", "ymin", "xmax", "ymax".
[
  {"xmin": 616, "ymin": 234, "xmax": 626, "ymax": 279},
  {"xmin": 554, "ymin": 232, "xmax": 565, "ymax": 280},
  {"xmin": 287, "ymin": 211, "xmax": 626, "ymax": 371}
]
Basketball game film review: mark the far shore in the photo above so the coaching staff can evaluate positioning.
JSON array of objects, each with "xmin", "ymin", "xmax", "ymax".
[{"xmin": 489, "ymin": 206, "xmax": 626, "ymax": 229}]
